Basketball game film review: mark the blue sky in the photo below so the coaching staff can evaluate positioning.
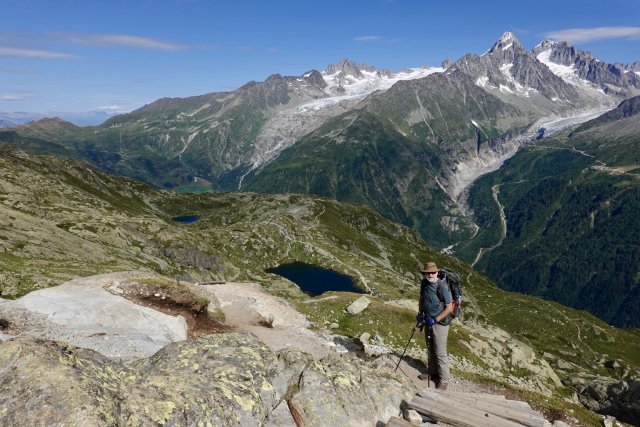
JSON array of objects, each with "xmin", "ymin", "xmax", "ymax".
[{"xmin": 2, "ymin": 0, "xmax": 640, "ymax": 114}]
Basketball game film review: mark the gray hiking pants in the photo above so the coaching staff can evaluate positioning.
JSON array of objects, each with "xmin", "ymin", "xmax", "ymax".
[{"xmin": 425, "ymin": 323, "xmax": 450, "ymax": 383}]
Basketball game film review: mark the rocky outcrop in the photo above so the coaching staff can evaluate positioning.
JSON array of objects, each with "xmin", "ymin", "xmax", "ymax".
[
  {"xmin": 288, "ymin": 352, "xmax": 411, "ymax": 425},
  {"xmin": 533, "ymin": 40, "xmax": 640, "ymax": 97},
  {"xmin": 0, "ymin": 272, "xmax": 415, "ymax": 425},
  {"xmin": 0, "ymin": 272, "xmax": 190, "ymax": 360},
  {"xmin": 454, "ymin": 322, "xmax": 562, "ymax": 394},
  {"xmin": 452, "ymin": 32, "xmax": 580, "ymax": 107},
  {"xmin": 0, "ymin": 333, "xmax": 415, "ymax": 426},
  {"xmin": 564, "ymin": 377, "xmax": 640, "ymax": 426}
]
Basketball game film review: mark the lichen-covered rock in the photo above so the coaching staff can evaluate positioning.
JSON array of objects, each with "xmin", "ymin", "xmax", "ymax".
[
  {"xmin": 123, "ymin": 332, "xmax": 281, "ymax": 426},
  {"xmin": 289, "ymin": 354, "xmax": 414, "ymax": 426},
  {"xmin": 262, "ymin": 401, "xmax": 297, "ymax": 427},
  {"xmin": 0, "ymin": 332, "xmax": 415, "ymax": 426},
  {"xmin": 0, "ymin": 336, "xmax": 131, "ymax": 426}
]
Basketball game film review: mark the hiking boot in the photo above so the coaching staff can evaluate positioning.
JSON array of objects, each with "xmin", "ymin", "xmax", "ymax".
[{"xmin": 436, "ymin": 382, "xmax": 448, "ymax": 391}]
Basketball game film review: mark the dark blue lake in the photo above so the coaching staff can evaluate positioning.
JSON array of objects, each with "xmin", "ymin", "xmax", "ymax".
[
  {"xmin": 172, "ymin": 215, "xmax": 200, "ymax": 223},
  {"xmin": 266, "ymin": 262, "xmax": 366, "ymax": 297}
]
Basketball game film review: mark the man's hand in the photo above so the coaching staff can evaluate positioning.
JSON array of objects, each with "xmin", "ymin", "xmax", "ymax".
[
  {"xmin": 426, "ymin": 316, "xmax": 437, "ymax": 327},
  {"xmin": 416, "ymin": 312, "xmax": 425, "ymax": 324}
]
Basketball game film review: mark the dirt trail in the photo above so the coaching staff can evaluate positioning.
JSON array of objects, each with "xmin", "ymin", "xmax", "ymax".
[
  {"xmin": 201, "ymin": 282, "xmax": 338, "ymax": 360},
  {"xmin": 200, "ymin": 282, "xmax": 509, "ymax": 396}
]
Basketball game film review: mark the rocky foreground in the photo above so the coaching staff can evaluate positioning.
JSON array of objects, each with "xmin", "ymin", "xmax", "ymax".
[
  {"xmin": 0, "ymin": 272, "xmax": 414, "ymax": 425},
  {"xmin": 0, "ymin": 272, "xmax": 634, "ymax": 426},
  {"xmin": 0, "ymin": 333, "xmax": 416, "ymax": 426}
]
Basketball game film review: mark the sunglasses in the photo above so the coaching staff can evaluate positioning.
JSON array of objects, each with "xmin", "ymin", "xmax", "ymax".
[{"xmin": 423, "ymin": 272, "xmax": 437, "ymax": 276}]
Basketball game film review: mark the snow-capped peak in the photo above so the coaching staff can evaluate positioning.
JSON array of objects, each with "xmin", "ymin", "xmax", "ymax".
[
  {"xmin": 296, "ymin": 63, "xmax": 442, "ymax": 113},
  {"xmin": 489, "ymin": 31, "xmax": 524, "ymax": 54},
  {"xmin": 324, "ymin": 59, "xmax": 382, "ymax": 79},
  {"xmin": 241, "ymin": 60, "xmax": 444, "ymax": 185},
  {"xmin": 321, "ymin": 64, "xmax": 442, "ymax": 98},
  {"xmin": 536, "ymin": 49, "xmax": 605, "ymax": 96},
  {"xmin": 499, "ymin": 31, "xmax": 516, "ymax": 43},
  {"xmin": 534, "ymin": 40, "xmax": 558, "ymax": 52}
]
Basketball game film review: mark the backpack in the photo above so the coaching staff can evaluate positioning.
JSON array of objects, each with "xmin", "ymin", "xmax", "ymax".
[{"xmin": 436, "ymin": 267, "xmax": 463, "ymax": 325}]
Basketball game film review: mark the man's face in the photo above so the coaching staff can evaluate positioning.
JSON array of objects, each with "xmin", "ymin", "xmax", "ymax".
[{"xmin": 423, "ymin": 271, "xmax": 438, "ymax": 283}]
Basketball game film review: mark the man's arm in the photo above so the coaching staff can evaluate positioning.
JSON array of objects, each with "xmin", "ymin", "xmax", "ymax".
[{"xmin": 434, "ymin": 302, "xmax": 454, "ymax": 323}]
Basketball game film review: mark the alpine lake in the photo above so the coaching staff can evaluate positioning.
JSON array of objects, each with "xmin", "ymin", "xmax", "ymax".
[
  {"xmin": 266, "ymin": 262, "xmax": 366, "ymax": 297},
  {"xmin": 172, "ymin": 215, "xmax": 201, "ymax": 224}
]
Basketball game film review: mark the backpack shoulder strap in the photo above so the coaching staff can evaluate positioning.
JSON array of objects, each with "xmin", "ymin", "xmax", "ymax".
[{"xmin": 436, "ymin": 279, "xmax": 449, "ymax": 303}]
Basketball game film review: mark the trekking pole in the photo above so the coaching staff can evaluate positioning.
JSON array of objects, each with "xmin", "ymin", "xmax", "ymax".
[
  {"xmin": 426, "ymin": 326, "xmax": 432, "ymax": 388},
  {"xmin": 395, "ymin": 320, "xmax": 423, "ymax": 371}
]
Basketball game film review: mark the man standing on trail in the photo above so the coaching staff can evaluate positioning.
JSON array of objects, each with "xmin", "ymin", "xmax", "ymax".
[{"xmin": 417, "ymin": 261, "xmax": 454, "ymax": 390}]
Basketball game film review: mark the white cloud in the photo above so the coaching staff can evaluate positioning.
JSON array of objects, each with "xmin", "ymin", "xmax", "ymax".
[
  {"xmin": 354, "ymin": 35, "xmax": 383, "ymax": 42},
  {"xmin": 98, "ymin": 104, "xmax": 133, "ymax": 114},
  {"xmin": 0, "ymin": 46, "xmax": 76, "ymax": 59},
  {"xmin": 1, "ymin": 92, "xmax": 33, "ymax": 101},
  {"xmin": 61, "ymin": 33, "xmax": 186, "ymax": 51},
  {"xmin": 545, "ymin": 26, "xmax": 640, "ymax": 44}
]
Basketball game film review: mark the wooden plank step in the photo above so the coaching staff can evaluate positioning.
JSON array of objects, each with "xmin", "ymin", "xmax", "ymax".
[
  {"xmin": 417, "ymin": 391, "xmax": 546, "ymax": 426},
  {"xmin": 385, "ymin": 416, "xmax": 416, "ymax": 427},
  {"xmin": 429, "ymin": 390, "xmax": 508, "ymax": 400},
  {"xmin": 409, "ymin": 395, "xmax": 528, "ymax": 427},
  {"xmin": 443, "ymin": 390, "xmax": 534, "ymax": 410},
  {"xmin": 418, "ymin": 390, "xmax": 542, "ymax": 419}
]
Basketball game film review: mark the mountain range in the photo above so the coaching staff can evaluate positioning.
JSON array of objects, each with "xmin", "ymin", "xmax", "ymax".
[{"xmin": 1, "ymin": 31, "xmax": 639, "ymax": 327}]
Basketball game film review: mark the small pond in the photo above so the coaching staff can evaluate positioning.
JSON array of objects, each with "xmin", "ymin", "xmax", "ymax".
[
  {"xmin": 266, "ymin": 262, "xmax": 366, "ymax": 297},
  {"xmin": 172, "ymin": 215, "xmax": 200, "ymax": 224}
]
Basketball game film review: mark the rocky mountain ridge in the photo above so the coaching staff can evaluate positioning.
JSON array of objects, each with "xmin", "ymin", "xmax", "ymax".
[
  {"xmin": 533, "ymin": 40, "xmax": 640, "ymax": 97},
  {"xmin": 7, "ymin": 33, "xmax": 635, "ymax": 194}
]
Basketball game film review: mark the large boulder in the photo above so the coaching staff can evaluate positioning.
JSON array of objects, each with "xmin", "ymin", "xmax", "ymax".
[
  {"xmin": 0, "ymin": 332, "xmax": 415, "ymax": 426},
  {"xmin": 346, "ymin": 296, "xmax": 371, "ymax": 315},
  {"xmin": 0, "ymin": 272, "xmax": 188, "ymax": 360},
  {"xmin": 289, "ymin": 353, "xmax": 413, "ymax": 425}
]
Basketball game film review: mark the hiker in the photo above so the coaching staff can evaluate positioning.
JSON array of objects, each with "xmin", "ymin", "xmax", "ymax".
[{"xmin": 417, "ymin": 261, "xmax": 454, "ymax": 390}]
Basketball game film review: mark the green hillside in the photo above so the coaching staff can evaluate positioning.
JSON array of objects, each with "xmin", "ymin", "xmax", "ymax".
[
  {"xmin": 2, "ymin": 70, "xmax": 534, "ymax": 251},
  {"xmin": 3, "ymin": 74, "xmax": 326, "ymax": 192},
  {"xmin": 459, "ymin": 98, "xmax": 640, "ymax": 327},
  {"xmin": 245, "ymin": 110, "xmax": 464, "ymax": 248}
]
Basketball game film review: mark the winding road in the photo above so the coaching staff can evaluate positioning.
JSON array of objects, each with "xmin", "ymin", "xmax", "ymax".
[{"xmin": 471, "ymin": 184, "xmax": 507, "ymax": 267}]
